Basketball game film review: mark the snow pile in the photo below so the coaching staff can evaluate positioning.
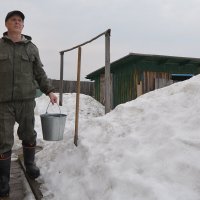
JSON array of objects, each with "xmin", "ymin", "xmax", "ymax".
[{"xmin": 34, "ymin": 76, "xmax": 200, "ymax": 200}]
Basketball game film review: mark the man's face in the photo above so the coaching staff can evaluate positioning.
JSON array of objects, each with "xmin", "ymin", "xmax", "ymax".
[{"xmin": 5, "ymin": 15, "xmax": 24, "ymax": 34}]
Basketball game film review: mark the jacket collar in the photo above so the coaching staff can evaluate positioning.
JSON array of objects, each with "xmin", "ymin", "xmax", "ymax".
[{"xmin": 2, "ymin": 32, "xmax": 32, "ymax": 43}]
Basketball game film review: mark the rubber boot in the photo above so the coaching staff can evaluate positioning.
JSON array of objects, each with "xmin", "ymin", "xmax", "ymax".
[
  {"xmin": 0, "ymin": 150, "xmax": 11, "ymax": 197},
  {"xmin": 22, "ymin": 141, "xmax": 40, "ymax": 179}
]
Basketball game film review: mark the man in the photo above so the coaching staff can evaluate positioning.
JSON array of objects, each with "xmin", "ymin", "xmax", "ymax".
[{"xmin": 0, "ymin": 10, "xmax": 58, "ymax": 197}]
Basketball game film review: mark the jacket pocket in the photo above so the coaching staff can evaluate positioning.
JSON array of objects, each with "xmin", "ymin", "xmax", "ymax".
[
  {"xmin": 21, "ymin": 54, "xmax": 34, "ymax": 74},
  {"xmin": 0, "ymin": 54, "xmax": 9, "ymax": 60},
  {"xmin": 0, "ymin": 53, "xmax": 10, "ymax": 72}
]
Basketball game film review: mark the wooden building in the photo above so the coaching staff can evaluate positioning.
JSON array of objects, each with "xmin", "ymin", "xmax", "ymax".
[{"xmin": 86, "ymin": 53, "xmax": 200, "ymax": 108}]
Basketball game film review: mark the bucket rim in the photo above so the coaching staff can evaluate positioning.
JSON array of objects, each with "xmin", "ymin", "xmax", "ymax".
[{"xmin": 40, "ymin": 113, "xmax": 67, "ymax": 117}]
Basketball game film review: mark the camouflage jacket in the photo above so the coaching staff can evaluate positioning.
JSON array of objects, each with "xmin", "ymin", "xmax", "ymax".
[{"xmin": 0, "ymin": 32, "xmax": 54, "ymax": 102}]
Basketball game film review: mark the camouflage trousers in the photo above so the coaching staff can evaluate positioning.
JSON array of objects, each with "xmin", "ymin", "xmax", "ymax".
[{"xmin": 0, "ymin": 100, "xmax": 37, "ymax": 154}]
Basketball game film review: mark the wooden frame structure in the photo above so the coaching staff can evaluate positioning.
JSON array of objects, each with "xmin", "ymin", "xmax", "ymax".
[{"xmin": 59, "ymin": 29, "xmax": 111, "ymax": 146}]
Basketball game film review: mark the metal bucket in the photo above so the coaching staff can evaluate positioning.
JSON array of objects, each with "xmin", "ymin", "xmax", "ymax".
[{"xmin": 40, "ymin": 103, "xmax": 67, "ymax": 141}]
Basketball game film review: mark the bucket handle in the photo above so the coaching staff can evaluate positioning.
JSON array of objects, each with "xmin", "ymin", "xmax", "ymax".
[{"xmin": 46, "ymin": 102, "xmax": 61, "ymax": 114}]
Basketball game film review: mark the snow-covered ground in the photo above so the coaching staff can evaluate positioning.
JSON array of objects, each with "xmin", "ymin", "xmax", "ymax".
[{"xmin": 14, "ymin": 75, "xmax": 200, "ymax": 200}]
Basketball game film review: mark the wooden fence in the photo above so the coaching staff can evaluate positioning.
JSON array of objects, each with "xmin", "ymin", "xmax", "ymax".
[{"xmin": 49, "ymin": 79, "xmax": 94, "ymax": 97}]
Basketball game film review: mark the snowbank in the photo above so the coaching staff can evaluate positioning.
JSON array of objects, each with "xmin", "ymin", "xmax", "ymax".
[{"xmin": 32, "ymin": 76, "xmax": 200, "ymax": 199}]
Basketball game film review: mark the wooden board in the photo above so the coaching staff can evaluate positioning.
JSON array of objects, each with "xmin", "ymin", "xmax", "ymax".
[
  {"xmin": 0, "ymin": 160, "xmax": 27, "ymax": 200},
  {"xmin": 18, "ymin": 154, "xmax": 43, "ymax": 200},
  {"xmin": 0, "ymin": 146, "xmax": 43, "ymax": 200}
]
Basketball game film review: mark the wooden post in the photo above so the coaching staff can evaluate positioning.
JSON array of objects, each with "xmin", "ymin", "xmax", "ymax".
[
  {"xmin": 105, "ymin": 29, "xmax": 111, "ymax": 113},
  {"xmin": 74, "ymin": 47, "xmax": 81, "ymax": 146},
  {"xmin": 59, "ymin": 52, "xmax": 64, "ymax": 106}
]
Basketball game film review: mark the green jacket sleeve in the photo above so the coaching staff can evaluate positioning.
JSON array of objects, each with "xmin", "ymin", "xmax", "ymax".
[{"xmin": 32, "ymin": 45, "xmax": 55, "ymax": 95}]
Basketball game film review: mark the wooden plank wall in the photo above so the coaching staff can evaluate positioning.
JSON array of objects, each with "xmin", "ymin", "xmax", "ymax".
[
  {"xmin": 49, "ymin": 79, "xmax": 94, "ymax": 97},
  {"xmin": 143, "ymin": 71, "xmax": 171, "ymax": 93},
  {"xmin": 100, "ymin": 74, "xmax": 105, "ymax": 104},
  {"xmin": 92, "ymin": 70, "xmax": 174, "ymax": 108}
]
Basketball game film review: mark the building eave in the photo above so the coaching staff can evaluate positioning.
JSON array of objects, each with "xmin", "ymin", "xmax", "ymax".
[{"xmin": 86, "ymin": 52, "xmax": 200, "ymax": 80}]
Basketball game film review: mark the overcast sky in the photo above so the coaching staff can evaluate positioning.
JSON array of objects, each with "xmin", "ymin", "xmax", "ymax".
[{"xmin": 1, "ymin": 0, "xmax": 200, "ymax": 80}]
